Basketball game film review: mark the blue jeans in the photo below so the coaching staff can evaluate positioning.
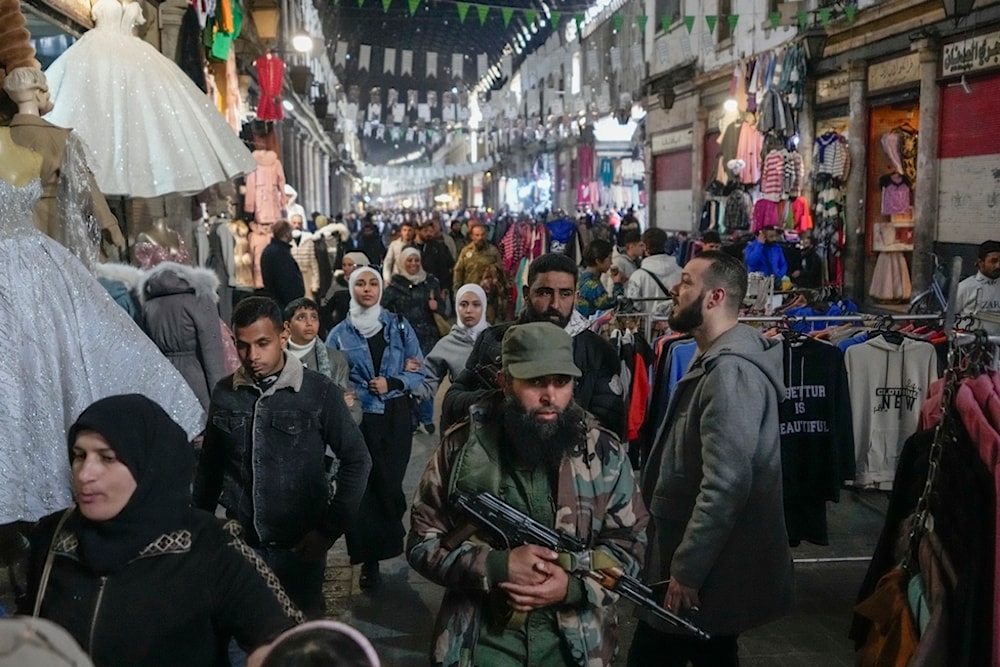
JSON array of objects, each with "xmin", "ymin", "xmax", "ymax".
[{"xmin": 416, "ymin": 396, "xmax": 434, "ymax": 426}]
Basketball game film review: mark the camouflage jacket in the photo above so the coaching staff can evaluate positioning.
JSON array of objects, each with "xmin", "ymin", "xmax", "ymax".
[
  {"xmin": 407, "ymin": 408, "xmax": 648, "ymax": 667},
  {"xmin": 452, "ymin": 243, "xmax": 507, "ymax": 293}
]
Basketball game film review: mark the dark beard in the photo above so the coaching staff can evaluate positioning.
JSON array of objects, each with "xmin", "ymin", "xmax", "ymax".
[
  {"xmin": 523, "ymin": 307, "xmax": 571, "ymax": 329},
  {"xmin": 668, "ymin": 291, "xmax": 706, "ymax": 333},
  {"xmin": 502, "ymin": 396, "xmax": 586, "ymax": 471}
]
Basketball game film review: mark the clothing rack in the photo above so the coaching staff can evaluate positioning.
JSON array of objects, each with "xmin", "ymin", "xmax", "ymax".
[{"xmin": 737, "ymin": 313, "xmax": 943, "ymax": 324}]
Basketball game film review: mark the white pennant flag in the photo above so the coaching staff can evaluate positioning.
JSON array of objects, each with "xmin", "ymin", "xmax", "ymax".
[
  {"xmin": 335, "ymin": 41, "xmax": 348, "ymax": 68},
  {"xmin": 502, "ymin": 53, "xmax": 512, "ymax": 78},
  {"xmin": 384, "ymin": 47, "xmax": 396, "ymax": 74},
  {"xmin": 587, "ymin": 47, "xmax": 599, "ymax": 78},
  {"xmin": 631, "ymin": 43, "xmax": 643, "ymax": 69},
  {"xmin": 426, "ymin": 52, "xmax": 438, "ymax": 78},
  {"xmin": 609, "ymin": 46, "xmax": 621, "ymax": 72},
  {"xmin": 359, "ymin": 44, "xmax": 372, "ymax": 72},
  {"xmin": 401, "ymin": 50, "xmax": 413, "ymax": 76},
  {"xmin": 451, "ymin": 53, "xmax": 464, "ymax": 80},
  {"xmin": 477, "ymin": 53, "xmax": 488, "ymax": 79}
]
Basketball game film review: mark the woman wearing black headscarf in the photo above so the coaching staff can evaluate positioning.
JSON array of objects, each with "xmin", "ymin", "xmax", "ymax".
[{"xmin": 22, "ymin": 394, "xmax": 302, "ymax": 667}]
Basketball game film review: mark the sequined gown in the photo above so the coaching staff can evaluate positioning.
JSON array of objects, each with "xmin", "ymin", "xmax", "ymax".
[
  {"xmin": 0, "ymin": 179, "xmax": 204, "ymax": 523},
  {"xmin": 43, "ymin": 0, "xmax": 256, "ymax": 198}
]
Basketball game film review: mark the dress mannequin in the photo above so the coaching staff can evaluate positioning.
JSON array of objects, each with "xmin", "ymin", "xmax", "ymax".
[
  {"xmin": 243, "ymin": 149, "xmax": 285, "ymax": 224},
  {"xmin": 229, "ymin": 219, "xmax": 253, "ymax": 287},
  {"xmin": 133, "ymin": 218, "xmax": 191, "ymax": 269},
  {"xmin": 2, "ymin": 67, "xmax": 125, "ymax": 267},
  {"xmin": 0, "ymin": 127, "xmax": 204, "ymax": 525}
]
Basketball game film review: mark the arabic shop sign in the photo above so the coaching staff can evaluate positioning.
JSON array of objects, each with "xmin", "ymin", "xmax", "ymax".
[
  {"xmin": 868, "ymin": 53, "xmax": 920, "ymax": 92},
  {"xmin": 816, "ymin": 72, "xmax": 849, "ymax": 104},
  {"xmin": 650, "ymin": 128, "xmax": 693, "ymax": 154},
  {"xmin": 943, "ymin": 30, "xmax": 1000, "ymax": 77}
]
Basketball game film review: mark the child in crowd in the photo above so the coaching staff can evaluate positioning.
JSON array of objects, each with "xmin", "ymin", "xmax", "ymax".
[{"xmin": 284, "ymin": 297, "xmax": 362, "ymax": 424}]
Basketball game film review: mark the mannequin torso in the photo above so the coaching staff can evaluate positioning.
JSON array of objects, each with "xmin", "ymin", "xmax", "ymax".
[{"xmin": 0, "ymin": 128, "xmax": 44, "ymax": 188}]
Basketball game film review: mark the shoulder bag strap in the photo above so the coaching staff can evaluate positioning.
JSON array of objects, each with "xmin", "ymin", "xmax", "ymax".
[
  {"xmin": 641, "ymin": 268, "xmax": 672, "ymax": 298},
  {"xmin": 33, "ymin": 508, "xmax": 75, "ymax": 618}
]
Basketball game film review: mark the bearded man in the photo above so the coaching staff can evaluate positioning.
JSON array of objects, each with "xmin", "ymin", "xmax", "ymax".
[
  {"xmin": 628, "ymin": 251, "xmax": 793, "ymax": 667},
  {"xmin": 408, "ymin": 322, "xmax": 647, "ymax": 667}
]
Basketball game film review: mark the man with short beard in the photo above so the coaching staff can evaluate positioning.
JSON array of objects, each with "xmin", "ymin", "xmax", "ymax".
[
  {"xmin": 408, "ymin": 322, "xmax": 647, "ymax": 667},
  {"xmin": 628, "ymin": 251, "xmax": 793, "ymax": 667},
  {"xmin": 956, "ymin": 239, "xmax": 1000, "ymax": 334},
  {"xmin": 442, "ymin": 253, "xmax": 624, "ymax": 435}
]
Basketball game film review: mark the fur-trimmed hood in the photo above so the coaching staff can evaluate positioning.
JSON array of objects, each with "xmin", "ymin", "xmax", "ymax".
[
  {"xmin": 94, "ymin": 263, "xmax": 145, "ymax": 290},
  {"xmin": 316, "ymin": 222, "xmax": 350, "ymax": 242},
  {"xmin": 138, "ymin": 262, "xmax": 220, "ymax": 304}
]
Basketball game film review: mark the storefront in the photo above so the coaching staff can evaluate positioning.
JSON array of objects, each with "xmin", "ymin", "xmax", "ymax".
[
  {"xmin": 936, "ymin": 29, "xmax": 1000, "ymax": 264},
  {"xmin": 859, "ymin": 52, "xmax": 922, "ymax": 303}
]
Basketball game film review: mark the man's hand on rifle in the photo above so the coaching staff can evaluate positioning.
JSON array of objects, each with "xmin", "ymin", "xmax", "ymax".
[
  {"xmin": 501, "ymin": 545, "xmax": 570, "ymax": 611},
  {"xmin": 505, "ymin": 545, "xmax": 557, "ymax": 586},
  {"xmin": 664, "ymin": 578, "xmax": 700, "ymax": 614}
]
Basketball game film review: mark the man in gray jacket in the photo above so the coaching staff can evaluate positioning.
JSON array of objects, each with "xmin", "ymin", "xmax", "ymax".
[{"xmin": 629, "ymin": 251, "xmax": 793, "ymax": 666}]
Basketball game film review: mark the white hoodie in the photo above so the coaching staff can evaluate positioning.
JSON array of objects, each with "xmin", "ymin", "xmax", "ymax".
[{"xmin": 845, "ymin": 336, "xmax": 938, "ymax": 489}]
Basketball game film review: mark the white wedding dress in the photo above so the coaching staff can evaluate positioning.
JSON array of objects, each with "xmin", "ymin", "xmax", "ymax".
[
  {"xmin": 43, "ymin": 0, "xmax": 256, "ymax": 198},
  {"xmin": 0, "ymin": 178, "xmax": 204, "ymax": 523}
]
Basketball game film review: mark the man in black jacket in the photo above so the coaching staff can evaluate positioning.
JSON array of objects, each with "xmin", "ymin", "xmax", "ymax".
[
  {"xmin": 194, "ymin": 297, "xmax": 372, "ymax": 618},
  {"xmin": 260, "ymin": 220, "xmax": 305, "ymax": 308},
  {"xmin": 441, "ymin": 252, "xmax": 624, "ymax": 435}
]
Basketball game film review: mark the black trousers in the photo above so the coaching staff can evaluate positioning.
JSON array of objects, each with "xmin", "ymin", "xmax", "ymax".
[
  {"xmin": 627, "ymin": 621, "xmax": 739, "ymax": 667},
  {"xmin": 346, "ymin": 396, "xmax": 413, "ymax": 564}
]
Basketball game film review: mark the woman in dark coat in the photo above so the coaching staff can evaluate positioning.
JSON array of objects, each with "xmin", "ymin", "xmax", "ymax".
[
  {"xmin": 139, "ymin": 261, "xmax": 228, "ymax": 409},
  {"xmin": 23, "ymin": 394, "xmax": 301, "ymax": 666},
  {"xmin": 381, "ymin": 247, "xmax": 442, "ymax": 355}
]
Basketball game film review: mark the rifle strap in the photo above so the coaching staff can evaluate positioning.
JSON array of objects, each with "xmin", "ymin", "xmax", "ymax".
[{"xmin": 555, "ymin": 549, "xmax": 622, "ymax": 574}]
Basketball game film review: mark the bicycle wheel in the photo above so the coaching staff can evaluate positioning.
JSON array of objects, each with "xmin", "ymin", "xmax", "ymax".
[{"xmin": 908, "ymin": 290, "xmax": 939, "ymax": 315}]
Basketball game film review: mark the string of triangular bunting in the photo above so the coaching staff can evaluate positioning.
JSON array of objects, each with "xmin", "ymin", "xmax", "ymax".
[{"xmin": 329, "ymin": 0, "xmax": 857, "ymax": 31}]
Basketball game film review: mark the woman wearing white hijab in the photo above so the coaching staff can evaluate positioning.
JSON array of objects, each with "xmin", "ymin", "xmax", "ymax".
[
  {"xmin": 325, "ymin": 266, "xmax": 425, "ymax": 590},
  {"xmin": 424, "ymin": 283, "xmax": 489, "ymax": 385},
  {"xmin": 321, "ymin": 251, "xmax": 370, "ymax": 333},
  {"xmin": 381, "ymin": 247, "xmax": 443, "ymax": 355}
]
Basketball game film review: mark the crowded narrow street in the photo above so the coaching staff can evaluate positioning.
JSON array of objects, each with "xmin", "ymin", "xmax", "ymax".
[{"xmin": 321, "ymin": 391, "xmax": 886, "ymax": 667}]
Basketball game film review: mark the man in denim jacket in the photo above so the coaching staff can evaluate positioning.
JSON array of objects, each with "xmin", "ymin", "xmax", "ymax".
[{"xmin": 194, "ymin": 297, "xmax": 371, "ymax": 618}]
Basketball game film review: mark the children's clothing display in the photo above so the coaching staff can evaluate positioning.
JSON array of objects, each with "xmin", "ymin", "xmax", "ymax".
[
  {"xmin": 43, "ymin": 0, "xmax": 256, "ymax": 197},
  {"xmin": 0, "ymin": 176, "xmax": 203, "ymax": 523}
]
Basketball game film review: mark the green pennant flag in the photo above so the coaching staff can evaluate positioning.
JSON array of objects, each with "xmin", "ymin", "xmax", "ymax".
[
  {"xmin": 574, "ymin": 13, "xmax": 584, "ymax": 33},
  {"xmin": 705, "ymin": 15, "xmax": 717, "ymax": 34},
  {"xmin": 357, "ymin": 0, "xmax": 364, "ymax": 7},
  {"xmin": 525, "ymin": 9, "xmax": 536, "ymax": 25},
  {"xmin": 501, "ymin": 7, "xmax": 514, "ymax": 27},
  {"xmin": 845, "ymin": 5, "xmax": 857, "ymax": 22},
  {"xmin": 819, "ymin": 8, "xmax": 831, "ymax": 24},
  {"xmin": 456, "ymin": 1, "xmax": 469, "ymax": 22},
  {"xmin": 769, "ymin": 11, "xmax": 780, "ymax": 28},
  {"xmin": 660, "ymin": 16, "xmax": 671, "ymax": 32},
  {"xmin": 727, "ymin": 14, "xmax": 739, "ymax": 31},
  {"xmin": 637, "ymin": 15, "xmax": 647, "ymax": 31},
  {"xmin": 550, "ymin": 11, "xmax": 561, "ymax": 27},
  {"xmin": 407, "ymin": 0, "xmax": 419, "ymax": 15},
  {"xmin": 683, "ymin": 15, "xmax": 695, "ymax": 34},
  {"xmin": 612, "ymin": 14, "xmax": 624, "ymax": 31},
  {"xmin": 797, "ymin": 10, "xmax": 808, "ymax": 29},
  {"xmin": 381, "ymin": 0, "xmax": 390, "ymax": 11},
  {"xmin": 477, "ymin": 4, "xmax": 489, "ymax": 24}
]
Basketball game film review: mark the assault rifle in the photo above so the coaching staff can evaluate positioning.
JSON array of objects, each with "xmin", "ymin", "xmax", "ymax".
[{"xmin": 446, "ymin": 490, "xmax": 710, "ymax": 640}]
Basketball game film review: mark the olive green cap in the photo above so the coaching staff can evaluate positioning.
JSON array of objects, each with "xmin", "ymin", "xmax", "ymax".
[{"xmin": 501, "ymin": 322, "xmax": 582, "ymax": 380}]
